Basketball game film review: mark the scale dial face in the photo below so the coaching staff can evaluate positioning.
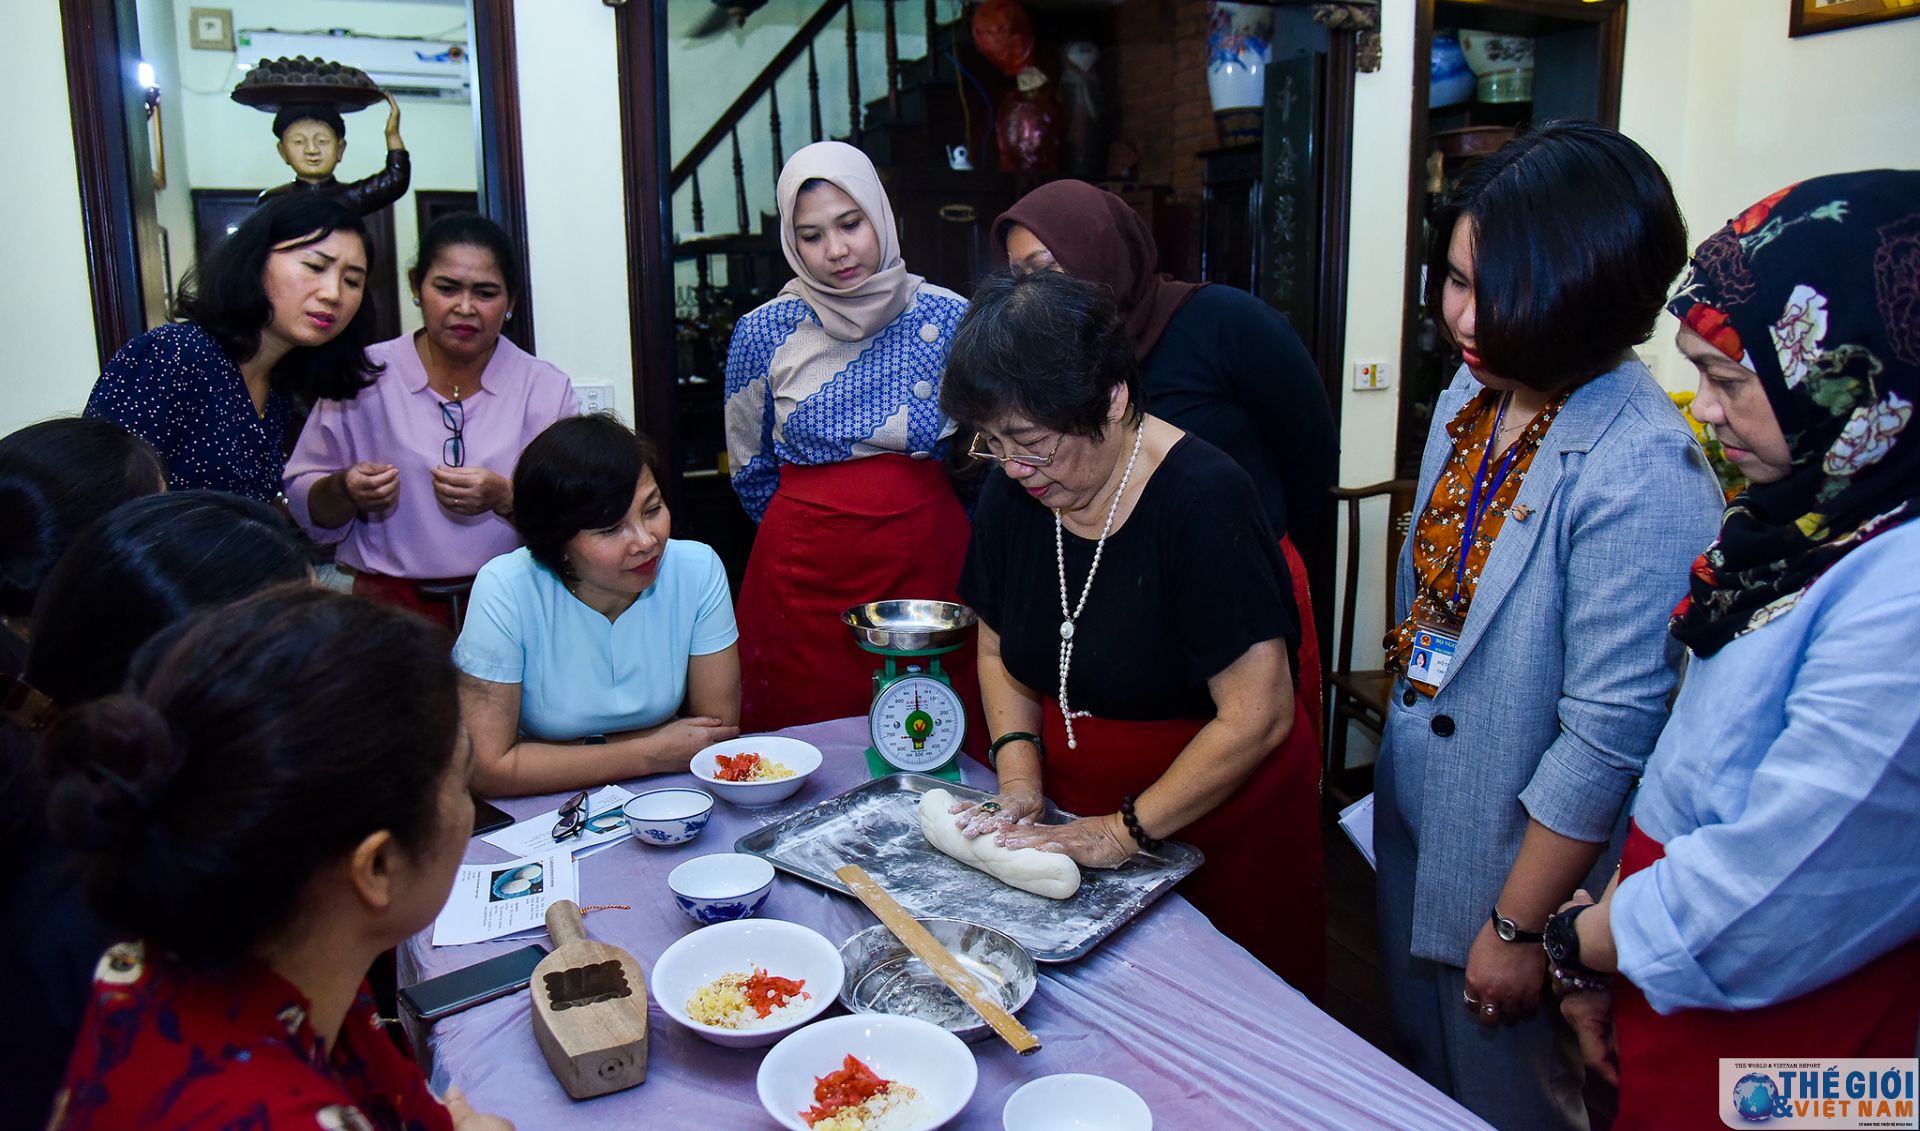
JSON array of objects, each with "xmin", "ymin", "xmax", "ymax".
[{"xmin": 870, "ymin": 675, "xmax": 965, "ymax": 771}]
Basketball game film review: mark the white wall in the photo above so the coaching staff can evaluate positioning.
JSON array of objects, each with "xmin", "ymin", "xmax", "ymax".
[
  {"xmin": 1620, "ymin": 0, "xmax": 1920, "ymax": 389},
  {"xmin": 0, "ymin": 4, "xmax": 103, "ymax": 437},
  {"xmin": 1332, "ymin": 0, "xmax": 1414, "ymax": 687},
  {"xmin": 513, "ymin": 0, "xmax": 635, "ymax": 422}
]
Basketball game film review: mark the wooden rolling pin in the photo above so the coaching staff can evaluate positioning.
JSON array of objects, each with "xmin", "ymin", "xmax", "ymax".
[{"xmin": 835, "ymin": 864, "xmax": 1041, "ymax": 1056}]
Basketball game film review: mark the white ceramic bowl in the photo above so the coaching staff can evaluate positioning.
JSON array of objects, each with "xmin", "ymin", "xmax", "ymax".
[
  {"xmin": 690, "ymin": 735, "xmax": 823, "ymax": 806},
  {"xmin": 1003, "ymin": 1074, "xmax": 1152, "ymax": 1131},
  {"xmin": 667, "ymin": 852, "xmax": 776, "ymax": 924},
  {"xmin": 652, "ymin": 918, "xmax": 844, "ymax": 1049},
  {"xmin": 757, "ymin": 1014, "xmax": 977, "ymax": 1130},
  {"xmin": 1456, "ymin": 28, "xmax": 1534, "ymax": 76},
  {"xmin": 622, "ymin": 787, "xmax": 714, "ymax": 846}
]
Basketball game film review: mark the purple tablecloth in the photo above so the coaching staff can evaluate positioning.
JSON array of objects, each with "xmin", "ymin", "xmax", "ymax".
[{"xmin": 400, "ymin": 717, "xmax": 1488, "ymax": 1130}]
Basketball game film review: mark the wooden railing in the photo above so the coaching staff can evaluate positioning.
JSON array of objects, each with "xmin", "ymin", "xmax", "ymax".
[{"xmin": 671, "ymin": 0, "xmax": 948, "ymax": 239}]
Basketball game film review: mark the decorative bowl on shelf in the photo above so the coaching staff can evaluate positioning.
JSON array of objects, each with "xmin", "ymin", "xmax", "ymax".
[
  {"xmin": 1456, "ymin": 29, "xmax": 1534, "ymax": 75},
  {"xmin": 1477, "ymin": 70, "xmax": 1534, "ymax": 104},
  {"xmin": 1430, "ymin": 32, "xmax": 1475, "ymax": 109}
]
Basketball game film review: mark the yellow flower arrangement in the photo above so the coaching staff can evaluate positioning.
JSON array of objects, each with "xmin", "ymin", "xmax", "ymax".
[{"xmin": 1671, "ymin": 390, "xmax": 1748, "ymax": 501}]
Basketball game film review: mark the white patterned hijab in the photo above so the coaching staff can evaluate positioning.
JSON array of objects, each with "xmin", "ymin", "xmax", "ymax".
[{"xmin": 775, "ymin": 141, "xmax": 922, "ymax": 342}]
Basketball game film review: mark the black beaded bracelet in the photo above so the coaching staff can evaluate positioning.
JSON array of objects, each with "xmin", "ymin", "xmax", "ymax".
[
  {"xmin": 1119, "ymin": 794, "xmax": 1161, "ymax": 852},
  {"xmin": 987, "ymin": 731, "xmax": 1044, "ymax": 770}
]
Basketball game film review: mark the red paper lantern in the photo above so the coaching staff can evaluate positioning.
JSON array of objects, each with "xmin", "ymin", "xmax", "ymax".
[{"xmin": 972, "ymin": 0, "xmax": 1035, "ymax": 78}]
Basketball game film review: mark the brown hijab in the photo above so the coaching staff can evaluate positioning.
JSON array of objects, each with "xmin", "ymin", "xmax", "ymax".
[{"xmin": 994, "ymin": 180, "xmax": 1205, "ymax": 360}]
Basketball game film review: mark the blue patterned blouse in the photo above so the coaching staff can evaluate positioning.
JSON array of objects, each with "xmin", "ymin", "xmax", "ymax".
[
  {"xmin": 722, "ymin": 283, "xmax": 967, "ymax": 522},
  {"xmin": 84, "ymin": 322, "xmax": 292, "ymax": 502}
]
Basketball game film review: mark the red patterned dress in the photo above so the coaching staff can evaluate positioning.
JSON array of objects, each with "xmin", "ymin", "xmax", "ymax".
[{"xmin": 49, "ymin": 941, "xmax": 452, "ymax": 1131}]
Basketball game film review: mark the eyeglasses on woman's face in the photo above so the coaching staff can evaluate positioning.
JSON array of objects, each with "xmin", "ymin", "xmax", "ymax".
[{"xmin": 967, "ymin": 430, "xmax": 1065, "ymax": 469}]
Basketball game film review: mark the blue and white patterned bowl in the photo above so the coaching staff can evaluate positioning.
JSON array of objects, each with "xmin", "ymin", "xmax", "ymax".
[
  {"xmin": 668, "ymin": 852, "xmax": 776, "ymax": 925},
  {"xmin": 622, "ymin": 788, "xmax": 714, "ymax": 846}
]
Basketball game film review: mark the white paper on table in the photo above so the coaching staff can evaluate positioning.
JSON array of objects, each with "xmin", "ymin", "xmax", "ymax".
[
  {"xmin": 430, "ymin": 849, "xmax": 579, "ymax": 946},
  {"xmin": 1338, "ymin": 793, "xmax": 1377, "ymax": 872},
  {"xmin": 481, "ymin": 785, "xmax": 636, "ymax": 858}
]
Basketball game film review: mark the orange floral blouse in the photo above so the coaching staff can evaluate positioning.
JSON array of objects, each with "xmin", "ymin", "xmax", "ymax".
[{"xmin": 1387, "ymin": 387, "xmax": 1570, "ymax": 695}]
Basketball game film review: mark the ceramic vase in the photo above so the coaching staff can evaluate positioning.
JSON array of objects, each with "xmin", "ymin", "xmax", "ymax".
[
  {"xmin": 1206, "ymin": 1, "xmax": 1274, "ymax": 143},
  {"xmin": 1429, "ymin": 31, "xmax": 1474, "ymax": 109}
]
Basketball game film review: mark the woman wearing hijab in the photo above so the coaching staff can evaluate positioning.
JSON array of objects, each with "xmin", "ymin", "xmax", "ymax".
[
  {"xmin": 1544, "ymin": 170, "xmax": 1920, "ymax": 1129},
  {"xmin": 723, "ymin": 141, "xmax": 973, "ymax": 733},
  {"xmin": 995, "ymin": 180, "xmax": 1335, "ymax": 544}
]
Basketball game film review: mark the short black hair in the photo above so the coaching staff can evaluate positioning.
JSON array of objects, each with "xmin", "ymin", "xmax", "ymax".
[
  {"xmin": 272, "ymin": 103, "xmax": 346, "ymax": 141},
  {"xmin": 513, "ymin": 415, "xmax": 665, "ymax": 578},
  {"xmin": 1426, "ymin": 119, "xmax": 1687, "ymax": 392},
  {"xmin": 25, "ymin": 492, "xmax": 312, "ymax": 707},
  {"xmin": 409, "ymin": 211, "xmax": 524, "ymax": 303},
  {"xmin": 40, "ymin": 587, "xmax": 461, "ymax": 962},
  {"xmin": 174, "ymin": 193, "xmax": 383, "ymax": 402},
  {"xmin": 942, "ymin": 270, "xmax": 1143, "ymax": 438},
  {"xmin": 0, "ymin": 418, "xmax": 164, "ymax": 618}
]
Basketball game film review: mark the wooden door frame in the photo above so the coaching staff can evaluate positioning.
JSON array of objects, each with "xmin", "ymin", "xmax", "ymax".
[
  {"xmin": 60, "ymin": 0, "xmax": 538, "ymax": 366},
  {"xmin": 612, "ymin": 0, "xmax": 679, "ymax": 495}
]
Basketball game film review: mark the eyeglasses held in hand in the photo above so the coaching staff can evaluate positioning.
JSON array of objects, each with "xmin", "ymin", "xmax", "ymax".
[
  {"xmin": 966, "ymin": 430, "xmax": 1063, "ymax": 469},
  {"xmin": 441, "ymin": 400, "xmax": 466, "ymax": 468}
]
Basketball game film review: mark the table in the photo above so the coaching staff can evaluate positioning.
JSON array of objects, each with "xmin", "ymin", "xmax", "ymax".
[{"xmin": 400, "ymin": 717, "xmax": 1490, "ymax": 1130}]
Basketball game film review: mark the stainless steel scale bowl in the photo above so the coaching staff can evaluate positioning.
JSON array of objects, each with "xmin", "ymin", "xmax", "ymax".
[{"xmin": 842, "ymin": 600, "xmax": 977, "ymax": 653}]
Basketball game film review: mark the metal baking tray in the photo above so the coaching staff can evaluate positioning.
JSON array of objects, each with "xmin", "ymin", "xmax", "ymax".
[{"xmin": 734, "ymin": 773, "xmax": 1203, "ymax": 963}]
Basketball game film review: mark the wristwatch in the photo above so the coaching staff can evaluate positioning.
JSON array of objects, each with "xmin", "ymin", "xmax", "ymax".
[
  {"xmin": 1543, "ymin": 903, "xmax": 1611, "ymax": 993},
  {"xmin": 1490, "ymin": 906, "xmax": 1544, "ymax": 944},
  {"xmin": 1542, "ymin": 903, "xmax": 1590, "ymax": 968}
]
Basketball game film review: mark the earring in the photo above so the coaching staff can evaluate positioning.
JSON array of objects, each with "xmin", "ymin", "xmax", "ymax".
[
  {"xmin": 505, "ymin": 311, "xmax": 514, "ymax": 321},
  {"xmin": 411, "ymin": 296, "xmax": 420, "ymax": 306}
]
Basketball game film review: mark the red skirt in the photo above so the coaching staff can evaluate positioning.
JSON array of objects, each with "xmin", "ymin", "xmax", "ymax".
[
  {"xmin": 1613, "ymin": 821, "xmax": 1920, "ymax": 1129},
  {"xmin": 1277, "ymin": 533, "xmax": 1323, "ymax": 746},
  {"xmin": 1039, "ymin": 697, "xmax": 1326, "ymax": 998},
  {"xmin": 349, "ymin": 570, "xmax": 467, "ymax": 632},
  {"xmin": 736, "ymin": 455, "xmax": 982, "ymax": 746}
]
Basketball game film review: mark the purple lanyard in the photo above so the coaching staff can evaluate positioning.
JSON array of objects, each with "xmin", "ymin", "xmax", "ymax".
[{"xmin": 1452, "ymin": 392, "xmax": 1521, "ymax": 605}]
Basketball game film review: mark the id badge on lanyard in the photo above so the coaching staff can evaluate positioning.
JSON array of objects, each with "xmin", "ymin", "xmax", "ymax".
[{"xmin": 1411, "ymin": 394, "xmax": 1519, "ymax": 692}]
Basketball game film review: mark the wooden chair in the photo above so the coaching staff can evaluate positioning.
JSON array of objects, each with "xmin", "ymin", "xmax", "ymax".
[{"xmin": 1325, "ymin": 479, "xmax": 1417, "ymax": 808}]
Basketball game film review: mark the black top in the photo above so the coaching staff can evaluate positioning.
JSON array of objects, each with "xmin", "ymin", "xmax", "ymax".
[
  {"xmin": 1141, "ymin": 285, "xmax": 1336, "ymax": 541},
  {"xmin": 960, "ymin": 434, "xmax": 1296, "ymax": 721}
]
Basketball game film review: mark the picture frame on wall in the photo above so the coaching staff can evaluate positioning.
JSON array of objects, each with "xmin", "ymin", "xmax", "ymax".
[{"xmin": 1789, "ymin": 0, "xmax": 1920, "ymax": 37}]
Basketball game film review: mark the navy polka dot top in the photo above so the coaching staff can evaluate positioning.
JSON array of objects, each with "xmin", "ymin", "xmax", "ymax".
[{"xmin": 84, "ymin": 322, "xmax": 292, "ymax": 502}]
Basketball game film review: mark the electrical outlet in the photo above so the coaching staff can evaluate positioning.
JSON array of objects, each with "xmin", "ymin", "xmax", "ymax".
[
  {"xmin": 1351, "ymin": 361, "xmax": 1392, "ymax": 391},
  {"xmin": 574, "ymin": 382, "xmax": 616, "ymax": 416}
]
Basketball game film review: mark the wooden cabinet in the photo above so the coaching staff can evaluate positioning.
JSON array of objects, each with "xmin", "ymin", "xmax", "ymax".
[{"xmin": 1394, "ymin": 0, "xmax": 1628, "ymax": 477}]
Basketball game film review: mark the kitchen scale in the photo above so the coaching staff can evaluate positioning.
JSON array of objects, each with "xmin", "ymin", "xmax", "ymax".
[{"xmin": 842, "ymin": 600, "xmax": 976, "ymax": 783}]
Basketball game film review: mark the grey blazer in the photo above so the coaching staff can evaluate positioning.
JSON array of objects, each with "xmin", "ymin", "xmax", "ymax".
[{"xmin": 1376, "ymin": 356, "xmax": 1724, "ymax": 965}]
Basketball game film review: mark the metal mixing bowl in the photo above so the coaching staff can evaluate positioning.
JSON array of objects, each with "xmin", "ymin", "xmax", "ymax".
[
  {"xmin": 837, "ymin": 918, "xmax": 1037, "ymax": 1043},
  {"xmin": 842, "ymin": 600, "xmax": 977, "ymax": 652}
]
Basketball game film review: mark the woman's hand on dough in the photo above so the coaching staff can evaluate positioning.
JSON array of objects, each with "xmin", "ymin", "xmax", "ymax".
[
  {"xmin": 951, "ymin": 780, "xmax": 1044, "ymax": 838},
  {"xmin": 995, "ymin": 812, "xmax": 1135, "ymax": 869}
]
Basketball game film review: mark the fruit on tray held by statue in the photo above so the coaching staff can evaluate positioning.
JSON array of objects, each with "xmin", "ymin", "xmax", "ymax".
[{"xmin": 972, "ymin": 0, "xmax": 1035, "ymax": 77}]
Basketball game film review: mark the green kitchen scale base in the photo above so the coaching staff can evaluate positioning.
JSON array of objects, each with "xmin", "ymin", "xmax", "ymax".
[{"xmin": 843, "ymin": 600, "xmax": 978, "ymax": 784}]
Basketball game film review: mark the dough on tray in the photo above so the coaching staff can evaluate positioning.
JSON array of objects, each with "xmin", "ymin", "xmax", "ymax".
[{"xmin": 917, "ymin": 788, "xmax": 1081, "ymax": 900}]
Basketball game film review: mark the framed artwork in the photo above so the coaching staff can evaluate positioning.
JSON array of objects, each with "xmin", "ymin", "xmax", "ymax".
[{"xmin": 1789, "ymin": 0, "xmax": 1920, "ymax": 37}]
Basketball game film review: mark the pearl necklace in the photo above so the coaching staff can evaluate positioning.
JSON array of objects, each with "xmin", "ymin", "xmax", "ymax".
[{"xmin": 1054, "ymin": 422, "xmax": 1147, "ymax": 749}]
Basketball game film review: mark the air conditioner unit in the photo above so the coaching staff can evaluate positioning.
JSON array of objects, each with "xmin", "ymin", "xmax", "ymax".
[{"xmin": 236, "ymin": 30, "xmax": 471, "ymax": 101}]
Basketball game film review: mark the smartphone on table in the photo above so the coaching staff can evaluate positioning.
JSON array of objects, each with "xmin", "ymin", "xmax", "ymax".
[
  {"xmin": 399, "ymin": 944, "xmax": 549, "ymax": 1022},
  {"xmin": 471, "ymin": 796, "xmax": 513, "ymax": 837}
]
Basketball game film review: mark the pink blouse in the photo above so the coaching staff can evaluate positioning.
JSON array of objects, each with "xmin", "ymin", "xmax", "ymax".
[{"xmin": 285, "ymin": 333, "xmax": 578, "ymax": 579}]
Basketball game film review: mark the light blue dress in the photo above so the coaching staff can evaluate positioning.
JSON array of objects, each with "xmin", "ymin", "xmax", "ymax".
[
  {"xmin": 452, "ymin": 542, "xmax": 738, "ymax": 740},
  {"xmin": 1614, "ymin": 517, "xmax": 1920, "ymax": 1014}
]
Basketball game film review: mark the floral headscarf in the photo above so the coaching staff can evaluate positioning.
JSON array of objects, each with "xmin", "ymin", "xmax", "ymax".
[{"xmin": 1668, "ymin": 170, "xmax": 1920, "ymax": 657}]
